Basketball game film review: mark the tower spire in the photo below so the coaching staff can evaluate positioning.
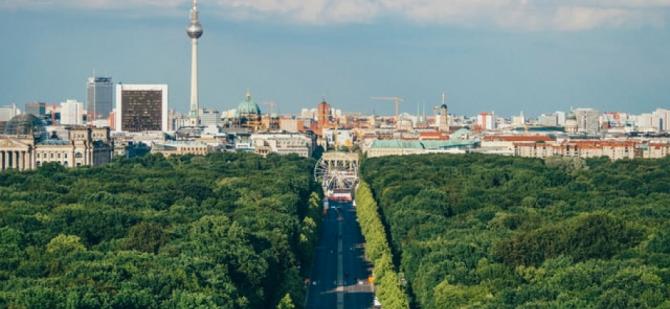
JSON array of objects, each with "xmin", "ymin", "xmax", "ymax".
[
  {"xmin": 187, "ymin": 0, "xmax": 204, "ymax": 127},
  {"xmin": 191, "ymin": 0, "xmax": 199, "ymax": 21}
]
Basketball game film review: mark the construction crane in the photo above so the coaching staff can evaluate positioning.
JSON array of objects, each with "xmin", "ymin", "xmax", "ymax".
[
  {"xmin": 262, "ymin": 101, "xmax": 277, "ymax": 117},
  {"xmin": 371, "ymin": 96, "xmax": 404, "ymax": 121}
]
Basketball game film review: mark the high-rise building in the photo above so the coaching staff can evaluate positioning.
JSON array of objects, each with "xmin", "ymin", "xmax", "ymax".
[
  {"xmin": 635, "ymin": 113, "xmax": 655, "ymax": 132},
  {"xmin": 477, "ymin": 112, "xmax": 496, "ymax": 131},
  {"xmin": 87, "ymin": 77, "xmax": 114, "ymax": 122},
  {"xmin": 653, "ymin": 109, "xmax": 670, "ymax": 132},
  {"xmin": 574, "ymin": 108, "xmax": 601, "ymax": 135},
  {"xmin": 538, "ymin": 114, "xmax": 559, "ymax": 127},
  {"xmin": 556, "ymin": 111, "xmax": 566, "ymax": 126},
  {"xmin": 60, "ymin": 99, "xmax": 85, "ymax": 126},
  {"xmin": 115, "ymin": 84, "xmax": 168, "ymax": 132},
  {"xmin": 200, "ymin": 108, "xmax": 221, "ymax": 126},
  {"xmin": 187, "ymin": 0, "xmax": 204, "ymax": 127}
]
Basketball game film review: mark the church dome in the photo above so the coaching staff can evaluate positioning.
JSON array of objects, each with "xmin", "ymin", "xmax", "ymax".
[
  {"xmin": 237, "ymin": 90, "xmax": 261, "ymax": 117},
  {"xmin": 3, "ymin": 114, "xmax": 47, "ymax": 139}
]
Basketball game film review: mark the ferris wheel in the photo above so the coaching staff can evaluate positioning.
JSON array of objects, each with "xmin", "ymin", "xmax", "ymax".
[{"xmin": 314, "ymin": 155, "xmax": 359, "ymax": 196}]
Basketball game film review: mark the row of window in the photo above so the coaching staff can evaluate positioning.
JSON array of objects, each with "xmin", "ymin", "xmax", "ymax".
[
  {"xmin": 35, "ymin": 152, "xmax": 86, "ymax": 159},
  {"xmin": 179, "ymin": 148, "xmax": 207, "ymax": 152},
  {"xmin": 36, "ymin": 153, "xmax": 68, "ymax": 159}
]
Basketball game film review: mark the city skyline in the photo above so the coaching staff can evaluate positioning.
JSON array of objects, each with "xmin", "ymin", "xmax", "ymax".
[{"xmin": 1, "ymin": 1, "xmax": 669, "ymax": 116}]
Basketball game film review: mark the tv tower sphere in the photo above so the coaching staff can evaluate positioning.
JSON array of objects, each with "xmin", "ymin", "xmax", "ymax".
[{"xmin": 187, "ymin": 1, "xmax": 203, "ymax": 39}]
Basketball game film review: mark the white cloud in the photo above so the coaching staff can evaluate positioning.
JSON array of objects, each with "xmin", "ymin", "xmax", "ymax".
[{"xmin": 2, "ymin": 0, "xmax": 669, "ymax": 30}]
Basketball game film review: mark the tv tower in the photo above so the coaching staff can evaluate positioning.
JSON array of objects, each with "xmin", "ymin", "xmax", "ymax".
[{"xmin": 187, "ymin": 0, "xmax": 203, "ymax": 127}]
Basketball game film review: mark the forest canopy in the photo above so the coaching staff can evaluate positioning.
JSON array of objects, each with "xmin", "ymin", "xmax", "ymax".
[
  {"xmin": 0, "ymin": 153, "xmax": 321, "ymax": 309},
  {"xmin": 362, "ymin": 154, "xmax": 670, "ymax": 308}
]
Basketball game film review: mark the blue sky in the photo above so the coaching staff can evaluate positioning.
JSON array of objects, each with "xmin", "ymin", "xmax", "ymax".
[{"xmin": 1, "ymin": 0, "xmax": 669, "ymax": 116}]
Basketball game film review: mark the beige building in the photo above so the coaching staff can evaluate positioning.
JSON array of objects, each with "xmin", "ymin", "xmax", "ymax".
[
  {"xmin": 251, "ymin": 133, "xmax": 313, "ymax": 158},
  {"xmin": 643, "ymin": 142, "xmax": 670, "ymax": 159},
  {"xmin": 279, "ymin": 118, "xmax": 305, "ymax": 133},
  {"xmin": 514, "ymin": 140, "xmax": 640, "ymax": 161},
  {"xmin": 479, "ymin": 135, "xmax": 555, "ymax": 156},
  {"xmin": 151, "ymin": 141, "xmax": 210, "ymax": 157},
  {"xmin": 1, "ymin": 115, "xmax": 113, "ymax": 172}
]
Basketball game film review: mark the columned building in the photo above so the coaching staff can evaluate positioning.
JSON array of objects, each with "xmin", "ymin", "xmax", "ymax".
[
  {"xmin": 0, "ymin": 114, "xmax": 113, "ymax": 172},
  {"xmin": 0, "ymin": 145, "xmax": 33, "ymax": 171}
]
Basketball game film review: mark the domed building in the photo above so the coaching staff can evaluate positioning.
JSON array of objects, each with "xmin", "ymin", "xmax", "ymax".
[
  {"xmin": 0, "ymin": 114, "xmax": 113, "ymax": 172},
  {"xmin": 235, "ymin": 90, "xmax": 262, "ymax": 129},
  {"xmin": 3, "ymin": 114, "xmax": 47, "ymax": 140},
  {"xmin": 237, "ymin": 90, "xmax": 261, "ymax": 118}
]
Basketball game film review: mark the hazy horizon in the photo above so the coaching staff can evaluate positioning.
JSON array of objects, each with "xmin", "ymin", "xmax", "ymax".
[{"xmin": 1, "ymin": 1, "xmax": 669, "ymax": 117}]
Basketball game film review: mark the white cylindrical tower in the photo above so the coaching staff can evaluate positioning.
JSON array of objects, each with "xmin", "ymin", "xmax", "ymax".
[{"xmin": 187, "ymin": 0, "xmax": 203, "ymax": 127}]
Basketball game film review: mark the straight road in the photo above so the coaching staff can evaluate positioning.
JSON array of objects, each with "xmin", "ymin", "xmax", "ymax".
[{"xmin": 306, "ymin": 201, "xmax": 375, "ymax": 309}]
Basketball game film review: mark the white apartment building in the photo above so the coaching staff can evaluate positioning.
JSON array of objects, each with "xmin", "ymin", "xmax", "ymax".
[
  {"xmin": 251, "ymin": 133, "xmax": 313, "ymax": 158},
  {"xmin": 60, "ymin": 99, "xmax": 85, "ymax": 126}
]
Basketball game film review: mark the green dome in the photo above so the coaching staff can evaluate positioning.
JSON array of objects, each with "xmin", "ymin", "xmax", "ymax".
[{"xmin": 237, "ymin": 90, "xmax": 261, "ymax": 117}]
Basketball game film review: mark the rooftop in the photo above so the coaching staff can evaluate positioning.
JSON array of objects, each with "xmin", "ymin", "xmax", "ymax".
[
  {"xmin": 370, "ymin": 139, "xmax": 477, "ymax": 150},
  {"xmin": 483, "ymin": 135, "xmax": 555, "ymax": 142}
]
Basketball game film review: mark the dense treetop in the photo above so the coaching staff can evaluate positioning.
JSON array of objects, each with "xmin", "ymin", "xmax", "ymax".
[
  {"xmin": 362, "ymin": 154, "xmax": 670, "ymax": 308},
  {"xmin": 0, "ymin": 153, "xmax": 322, "ymax": 308}
]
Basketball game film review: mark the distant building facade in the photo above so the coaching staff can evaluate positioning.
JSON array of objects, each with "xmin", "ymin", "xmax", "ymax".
[
  {"xmin": 60, "ymin": 99, "xmax": 85, "ymax": 126},
  {"xmin": 514, "ymin": 140, "xmax": 640, "ymax": 161},
  {"xmin": 477, "ymin": 112, "xmax": 496, "ymax": 131},
  {"xmin": 364, "ymin": 139, "xmax": 477, "ymax": 158},
  {"xmin": 151, "ymin": 141, "xmax": 210, "ymax": 157},
  {"xmin": 279, "ymin": 118, "xmax": 305, "ymax": 133},
  {"xmin": 87, "ymin": 77, "xmax": 114, "ymax": 122},
  {"xmin": 0, "ymin": 114, "xmax": 113, "ymax": 171},
  {"xmin": 538, "ymin": 114, "xmax": 559, "ymax": 127},
  {"xmin": 480, "ymin": 135, "xmax": 555, "ymax": 156},
  {"xmin": 643, "ymin": 142, "xmax": 670, "ymax": 159},
  {"xmin": 574, "ymin": 108, "xmax": 601, "ymax": 135},
  {"xmin": 251, "ymin": 133, "xmax": 313, "ymax": 158},
  {"xmin": 200, "ymin": 109, "xmax": 222, "ymax": 127},
  {"xmin": 115, "ymin": 84, "xmax": 168, "ymax": 132}
]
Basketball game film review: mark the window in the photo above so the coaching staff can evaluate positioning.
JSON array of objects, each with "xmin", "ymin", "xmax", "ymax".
[
  {"xmin": 64, "ymin": 154, "xmax": 68, "ymax": 159},
  {"xmin": 50, "ymin": 153, "xmax": 54, "ymax": 159}
]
